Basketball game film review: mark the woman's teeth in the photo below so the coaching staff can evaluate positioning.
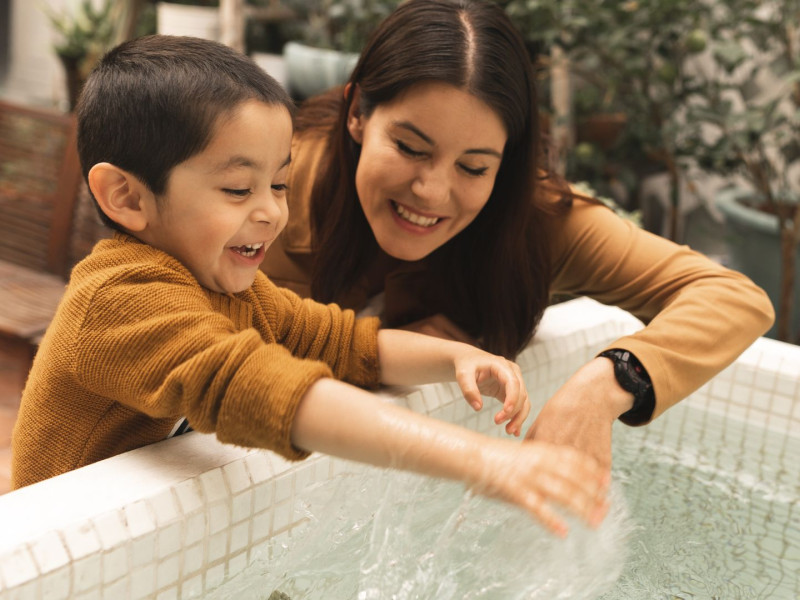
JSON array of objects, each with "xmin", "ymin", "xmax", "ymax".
[
  {"xmin": 394, "ymin": 203, "xmax": 440, "ymax": 227},
  {"xmin": 232, "ymin": 243, "xmax": 263, "ymax": 257}
]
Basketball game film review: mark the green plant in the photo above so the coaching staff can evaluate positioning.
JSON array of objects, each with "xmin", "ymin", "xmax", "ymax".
[
  {"xmin": 43, "ymin": 0, "xmax": 151, "ymax": 109},
  {"xmin": 287, "ymin": 0, "xmax": 401, "ymax": 53},
  {"xmin": 501, "ymin": 0, "xmax": 717, "ymax": 241},
  {"xmin": 44, "ymin": 0, "xmax": 115, "ymax": 64},
  {"xmin": 681, "ymin": 0, "xmax": 800, "ymax": 343}
]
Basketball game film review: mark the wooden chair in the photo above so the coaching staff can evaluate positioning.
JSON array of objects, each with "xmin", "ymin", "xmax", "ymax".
[{"xmin": 0, "ymin": 100, "xmax": 98, "ymax": 351}]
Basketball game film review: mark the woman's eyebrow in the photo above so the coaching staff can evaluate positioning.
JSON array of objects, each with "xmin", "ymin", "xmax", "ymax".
[
  {"xmin": 392, "ymin": 120, "xmax": 502, "ymax": 158},
  {"xmin": 393, "ymin": 120, "xmax": 434, "ymax": 144}
]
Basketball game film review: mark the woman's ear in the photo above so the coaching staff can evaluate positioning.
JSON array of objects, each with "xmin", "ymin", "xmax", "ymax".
[
  {"xmin": 88, "ymin": 163, "xmax": 151, "ymax": 232},
  {"xmin": 345, "ymin": 83, "xmax": 364, "ymax": 144}
]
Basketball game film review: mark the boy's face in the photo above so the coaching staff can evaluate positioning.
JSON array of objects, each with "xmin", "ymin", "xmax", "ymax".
[{"xmin": 141, "ymin": 100, "xmax": 292, "ymax": 294}]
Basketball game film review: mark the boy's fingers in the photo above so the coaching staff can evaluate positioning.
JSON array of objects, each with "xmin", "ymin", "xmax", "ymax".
[{"xmin": 456, "ymin": 369, "xmax": 483, "ymax": 411}]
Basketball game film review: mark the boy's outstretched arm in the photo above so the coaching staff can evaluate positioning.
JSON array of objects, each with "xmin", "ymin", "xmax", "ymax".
[
  {"xmin": 377, "ymin": 329, "xmax": 529, "ymax": 436},
  {"xmin": 291, "ymin": 378, "xmax": 609, "ymax": 537}
]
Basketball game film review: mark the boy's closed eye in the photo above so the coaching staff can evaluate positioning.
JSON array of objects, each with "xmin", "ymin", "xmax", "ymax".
[{"xmin": 223, "ymin": 188, "xmax": 252, "ymax": 198}]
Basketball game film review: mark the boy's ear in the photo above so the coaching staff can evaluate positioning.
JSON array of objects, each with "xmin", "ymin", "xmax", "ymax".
[
  {"xmin": 88, "ymin": 163, "xmax": 152, "ymax": 232},
  {"xmin": 345, "ymin": 83, "xmax": 364, "ymax": 144}
]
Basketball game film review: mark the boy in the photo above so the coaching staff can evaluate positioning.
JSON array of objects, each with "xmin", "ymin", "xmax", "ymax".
[{"xmin": 11, "ymin": 36, "xmax": 607, "ymax": 536}]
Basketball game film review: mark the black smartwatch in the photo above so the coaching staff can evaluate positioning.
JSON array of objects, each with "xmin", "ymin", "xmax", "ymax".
[{"xmin": 598, "ymin": 348, "xmax": 655, "ymax": 425}]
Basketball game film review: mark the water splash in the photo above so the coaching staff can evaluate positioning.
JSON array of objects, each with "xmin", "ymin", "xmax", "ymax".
[{"xmin": 217, "ymin": 467, "xmax": 632, "ymax": 600}]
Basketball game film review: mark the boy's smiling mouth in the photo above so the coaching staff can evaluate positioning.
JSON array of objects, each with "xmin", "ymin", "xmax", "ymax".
[{"xmin": 230, "ymin": 242, "xmax": 264, "ymax": 258}]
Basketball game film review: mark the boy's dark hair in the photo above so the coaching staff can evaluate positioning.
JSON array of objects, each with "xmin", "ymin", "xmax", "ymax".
[{"xmin": 76, "ymin": 35, "xmax": 294, "ymax": 229}]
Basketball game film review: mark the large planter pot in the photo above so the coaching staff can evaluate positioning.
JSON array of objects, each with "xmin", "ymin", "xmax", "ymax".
[
  {"xmin": 715, "ymin": 187, "xmax": 800, "ymax": 340},
  {"xmin": 157, "ymin": 2, "xmax": 220, "ymax": 41},
  {"xmin": 283, "ymin": 41, "xmax": 359, "ymax": 100}
]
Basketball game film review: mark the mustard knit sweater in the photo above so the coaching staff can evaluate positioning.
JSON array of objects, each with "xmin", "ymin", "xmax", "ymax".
[{"xmin": 11, "ymin": 234, "xmax": 381, "ymax": 489}]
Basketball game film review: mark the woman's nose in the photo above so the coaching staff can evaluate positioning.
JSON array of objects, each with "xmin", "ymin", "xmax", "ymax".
[{"xmin": 411, "ymin": 164, "xmax": 450, "ymax": 207}]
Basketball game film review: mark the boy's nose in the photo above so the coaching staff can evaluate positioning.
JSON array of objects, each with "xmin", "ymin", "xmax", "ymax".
[{"xmin": 252, "ymin": 192, "xmax": 283, "ymax": 224}]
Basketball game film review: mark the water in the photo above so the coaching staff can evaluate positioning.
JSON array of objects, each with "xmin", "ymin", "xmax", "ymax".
[{"xmin": 203, "ymin": 402, "xmax": 799, "ymax": 599}]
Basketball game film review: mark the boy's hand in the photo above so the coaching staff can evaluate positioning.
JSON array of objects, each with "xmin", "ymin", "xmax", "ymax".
[
  {"xmin": 455, "ymin": 351, "xmax": 530, "ymax": 436},
  {"xmin": 472, "ymin": 438, "xmax": 610, "ymax": 537}
]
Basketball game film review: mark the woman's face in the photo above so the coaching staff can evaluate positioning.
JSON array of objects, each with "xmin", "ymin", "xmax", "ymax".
[{"xmin": 348, "ymin": 82, "xmax": 507, "ymax": 261}]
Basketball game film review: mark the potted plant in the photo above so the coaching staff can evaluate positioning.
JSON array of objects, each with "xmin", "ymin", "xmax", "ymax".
[
  {"xmin": 281, "ymin": 0, "xmax": 400, "ymax": 100},
  {"xmin": 682, "ymin": 0, "xmax": 800, "ymax": 343},
  {"xmin": 45, "ymin": 0, "xmax": 151, "ymax": 110},
  {"xmin": 501, "ymin": 0, "xmax": 716, "ymax": 241}
]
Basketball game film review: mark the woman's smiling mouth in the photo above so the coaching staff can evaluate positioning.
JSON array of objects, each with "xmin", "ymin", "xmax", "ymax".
[{"xmin": 391, "ymin": 200, "xmax": 442, "ymax": 227}]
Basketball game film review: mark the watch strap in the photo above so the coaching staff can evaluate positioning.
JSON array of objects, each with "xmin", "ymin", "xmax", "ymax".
[{"xmin": 598, "ymin": 348, "xmax": 655, "ymax": 425}]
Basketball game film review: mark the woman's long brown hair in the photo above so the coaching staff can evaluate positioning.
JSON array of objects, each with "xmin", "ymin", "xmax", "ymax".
[{"xmin": 302, "ymin": 0, "xmax": 571, "ymax": 358}]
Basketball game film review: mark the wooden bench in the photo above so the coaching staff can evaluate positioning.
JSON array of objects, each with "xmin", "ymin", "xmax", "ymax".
[{"xmin": 0, "ymin": 100, "xmax": 108, "ymax": 351}]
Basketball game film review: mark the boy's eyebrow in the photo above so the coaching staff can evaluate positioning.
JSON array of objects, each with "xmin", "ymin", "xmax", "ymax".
[
  {"xmin": 212, "ymin": 152, "xmax": 292, "ymax": 172},
  {"xmin": 392, "ymin": 120, "xmax": 502, "ymax": 159}
]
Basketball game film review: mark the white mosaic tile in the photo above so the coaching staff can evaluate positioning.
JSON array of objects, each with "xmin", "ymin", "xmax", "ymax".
[
  {"xmin": 173, "ymin": 479, "xmax": 205, "ymax": 515},
  {"xmin": 0, "ymin": 547, "xmax": 39, "ymax": 589},
  {"xmin": 227, "ymin": 551, "xmax": 248, "ymax": 581},
  {"xmin": 4, "ymin": 580, "xmax": 39, "ymax": 600},
  {"xmin": 271, "ymin": 500, "xmax": 292, "ymax": 534},
  {"xmin": 243, "ymin": 452, "xmax": 274, "ymax": 485},
  {"xmin": 60, "ymin": 522, "xmax": 101, "ymax": 566},
  {"xmin": 231, "ymin": 490, "xmax": 253, "ymax": 525},
  {"xmin": 71, "ymin": 554, "xmax": 101, "ymax": 594},
  {"xmin": 229, "ymin": 522, "xmax": 250, "ymax": 556},
  {"xmin": 129, "ymin": 563, "xmax": 155, "ymax": 600},
  {"xmin": 252, "ymin": 481, "xmax": 275, "ymax": 515},
  {"xmin": 204, "ymin": 563, "xmax": 226, "ymax": 593},
  {"xmin": 102, "ymin": 546, "xmax": 128, "ymax": 585},
  {"xmin": 274, "ymin": 474, "xmax": 293, "ymax": 504},
  {"xmin": 180, "ymin": 573, "xmax": 203, "ymax": 599},
  {"xmin": 39, "ymin": 565, "xmax": 71, "ymax": 600},
  {"xmin": 222, "ymin": 460, "xmax": 252, "ymax": 496},
  {"xmin": 28, "ymin": 531, "xmax": 70, "ymax": 576},
  {"xmin": 183, "ymin": 512, "xmax": 206, "ymax": 547},
  {"xmin": 181, "ymin": 543, "xmax": 204, "ymax": 577},
  {"xmin": 156, "ymin": 554, "xmax": 180, "ymax": 589},
  {"xmin": 157, "ymin": 522, "xmax": 182, "ymax": 560},
  {"xmin": 149, "ymin": 490, "xmax": 179, "ymax": 528},
  {"xmin": 124, "ymin": 501, "xmax": 156, "ymax": 539},
  {"xmin": 72, "ymin": 585, "xmax": 101, "ymax": 600},
  {"xmin": 92, "ymin": 511, "xmax": 129, "ymax": 552},
  {"xmin": 207, "ymin": 501, "xmax": 230, "ymax": 536},
  {"xmin": 207, "ymin": 530, "xmax": 228, "ymax": 564},
  {"xmin": 250, "ymin": 510, "xmax": 272, "ymax": 546},
  {"xmin": 131, "ymin": 533, "xmax": 156, "ymax": 569},
  {"xmin": 199, "ymin": 470, "xmax": 228, "ymax": 504},
  {"xmin": 156, "ymin": 586, "xmax": 179, "ymax": 600}
]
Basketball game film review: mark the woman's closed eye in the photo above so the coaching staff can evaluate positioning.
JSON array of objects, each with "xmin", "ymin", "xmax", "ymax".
[
  {"xmin": 396, "ymin": 139, "xmax": 425, "ymax": 158},
  {"xmin": 271, "ymin": 183, "xmax": 289, "ymax": 192},
  {"xmin": 459, "ymin": 164, "xmax": 489, "ymax": 177}
]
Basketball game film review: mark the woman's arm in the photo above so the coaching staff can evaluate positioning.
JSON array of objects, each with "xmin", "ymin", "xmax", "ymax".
[{"xmin": 291, "ymin": 377, "xmax": 609, "ymax": 537}]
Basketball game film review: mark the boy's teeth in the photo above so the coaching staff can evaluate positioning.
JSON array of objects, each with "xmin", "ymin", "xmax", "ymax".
[
  {"xmin": 394, "ymin": 203, "xmax": 439, "ymax": 227},
  {"xmin": 233, "ymin": 242, "xmax": 263, "ymax": 257}
]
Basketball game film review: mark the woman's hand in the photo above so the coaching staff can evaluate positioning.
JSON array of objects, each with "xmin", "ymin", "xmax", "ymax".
[
  {"xmin": 524, "ymin": 357, "xmax": 634, "ymax": 469},
  {"xmin": 453, "ymin": 349, "xmax": 530, "ymax": 436}
]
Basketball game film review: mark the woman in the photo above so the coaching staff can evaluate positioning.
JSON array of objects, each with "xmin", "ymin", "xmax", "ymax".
[{"xmin": 263, "ymin": 0, "xmax": 774, "ymax": 467}]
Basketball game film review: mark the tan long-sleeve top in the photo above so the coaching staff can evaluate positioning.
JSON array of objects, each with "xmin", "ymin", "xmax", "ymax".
[
  {"xmin": 263, "ymin": 129, "xmax": 775, "ymax": 424},
  {"xmin": 12, "ymin": 233, "xmax": 380, "ymax": 489}
]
